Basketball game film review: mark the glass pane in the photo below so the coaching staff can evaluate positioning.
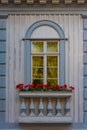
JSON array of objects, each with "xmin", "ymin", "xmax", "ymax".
[
  {"xmin": 47, "ymin": 79, "xmax": 58, "ymax": 86},
  {"xmin": 47, "ymin": 68, "xmax": 57, "ymax": 78},
  {"xmin": 32, "ymin": 79, "xmax": 43, "ymax": 84},
  {"xmin": 31, "ymin": 41, "xmax": 43, "ymax": 52},
  {"xmin": 47, "ymin": 41, "xmax": 58, "ymax": 52},
  {"xmin": 32, "ymin": 56, "xmax": 43, "ymax": 67},
  {"xmin": 47, "ymin": 56, "xmax": 58, "ymax": 66},
  {"xmin": 32, "ymin": 68, "xmax": 43, "ymax": 78}
]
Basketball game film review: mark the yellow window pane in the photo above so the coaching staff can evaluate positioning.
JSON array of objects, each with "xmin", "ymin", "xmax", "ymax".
[
  {"xmin": 47, "ymin": 68, "xmax": 57, "ymax": 78},
  {"xmin": 47, "ymin": 79, "xmax": 58, "ymax": 86},
  {"xmin": 32, "ymin": 56, "xmax": 43, "ymax": 67},
  {"xmin": 47, "ymin": 56, "xmax": 58, "ymax": 66},
  {"xmin": 47, "ymin": 41, "xmax": 58, "ymax": 52},
  {"xmin": 32, "ymin": 68, "xmax": 43, "ymax": 78},
  {"xmin": 31, "ymin": 41, "xmax": 43, "ymax": 52}
]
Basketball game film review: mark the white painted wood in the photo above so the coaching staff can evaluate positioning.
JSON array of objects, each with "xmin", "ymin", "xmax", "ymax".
[
  {"xmin": 65, "ymin": 0, "xmax": 72, "ymax": 4},
  {"xmin": 26, "ymin": 0, "xmax": 34, "ymax": 4},
  {"xmin": 52, "ymin": 0, "xmax": 59, "ymax": 4},
  {"xmin": 39, "ymin": 0, "xmax": 47, "ymax": 4},
  {"xmin": 78, "ymin": 15, "xmax": 83, "ymax": 122},
  {"xmin": 77, "ymin": 0, "xmax": 85, "ymax": 4},
  {"xmin": 14, "ymin": 0, "xmax": 21, "ymax": 4},
  {"xmin": 73, "ymin": 15, "xmax": 79, "ymax": 123},
  {"xmin": 1, "ymin": 0, "xmax": 8, "ymax": 4},
  {"xmin": 7, "ymin": 14, "xmax": 83, "ymax": 123},
  {"xmin": 19, "ymin": 91, "xmax": 73, "ymax": 97},
  {"xmin": 6, "ymin": 15, "xmax": 15, "ymax": 122},
  {"xmin": 19, "ymin": 116, "xmax": 73, "ymax": 123},
  {"xmin": 18, "ymin": 91, "xmax": 73, "ymax": 123},
  {"xmin": 31, "ymin": 26, "xmax": 59, "ymax": 38}
]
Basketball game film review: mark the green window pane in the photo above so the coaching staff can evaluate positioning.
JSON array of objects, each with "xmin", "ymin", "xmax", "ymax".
[
  {"xmin": 47, "ymin": 56, "xmax": 58, "ymax": 66},
  {"xmin": 47, "ymin": 79, "xmax": 58, "ymax": 86},
  {"xmin": 32, "ymin": 68, "xmax": 43, "ymax": 78},
  {"xmin": 32, "ymin": 56, "xmax": 43, "ymax": 67},
  {"xmin": 47, "ymin": 41, "xmax": 58, "ymax": 52},
  {"xmin": 47, "ymin": 68, "xmax": 57, "ymax": 78},
  {"xmin": 31, "ymin": 41, "xmax": 43, "ymax": 52}
]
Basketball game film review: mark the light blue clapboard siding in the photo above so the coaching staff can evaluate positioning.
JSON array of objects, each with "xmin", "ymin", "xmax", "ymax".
[
  {"xmin": 83, "ymin": 18, "xmax": 87, "ymax": 123},
  {"xmin": 0, "ymin": 112, "xmax": 5, "ymax": 122},
  {"xmin": 84, "ymin": 88, "xmax": 87, "ymax": 99},
  {"xmin": 0, "ymin": 100, "xmax": 5, "ymax": 111},
  {"xmin": 0, "ymin": 19, "xmax": 6, "ymax": 29},
  {"xmin": 0, "ymin": 88, "xmax": 5, "ymax": 99},
  {"xmin": 0, "ymin": 76, "xmax": 6, "ymax": 87},
  {"xmin": 84, "ymin": 100, "xmax": 87, "ymax": 111},
  {"xmin": 84, "ymin": 65, "xmax": 87, "ymax": 75},
  {"xmin": 84, "ymin": 112, "xmax": 87, "ymax": 122},
  {"xmin": 0, "ymin": 42, "xmax": 6, "ymax": 51},
  {"xmin": 0, "ymin": 53, "xmax": 6, "ymax": 63},
  {"xmin": 84, "ymin": 19, "xmax": 87, "ymax": 29},
  {"xmin": 83, "ymin": 53, "xmax": 87, "ymax": 63},
  {"xmin": 0, "ymin": 17, "xmax": 6, "ymax": 123},
  {"xmin": 0, "ymin": 30, "xmax": 6, "ymax": 40},
  {"xmin": 84, "ymin": 76, "xmax": 87, "ymax": 87},
  {"xmin": 83, "ymin": 30, "xmax": 87, "ymax": 40},
  {"xmin": 0, "ymin": 65, "xmax": 6, "ymax": 75},
  {"xmin": 83, "ymin": 42, "xmax": 87, "ymax": 51}
]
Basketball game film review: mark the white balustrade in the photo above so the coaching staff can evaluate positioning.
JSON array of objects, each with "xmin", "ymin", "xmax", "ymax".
[
  {"xmin": 39, "ymin": 98, "xmax": 44, "ymax": 117},
  {"xmin": 56, "ymin": 99, "xmax": 62, "ymax": 117},
  {"xmin": 20, "ymin": 98, "xmax": 27, "ymax": 117},
  {"xmin": 29, "ymin": 98, "xmax": 35, "ymax": 117},
  {"xmin": 65, "ymin": 98, "xmax": 71, "ymax": 117},
  {"xmin": 18, "ymin": 92, "xmax": 73, "ymax": 123},
  {"xmin": 47, "ymin": 98, "xmax": 53, "ymax": 117}
]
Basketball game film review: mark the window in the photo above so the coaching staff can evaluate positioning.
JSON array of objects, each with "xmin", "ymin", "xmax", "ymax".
[{"xmin": 31, "ymin": 41, "xmax": 59, "ymax": 85}]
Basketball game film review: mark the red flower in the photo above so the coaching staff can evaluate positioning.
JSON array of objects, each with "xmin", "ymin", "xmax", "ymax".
[
  {"xmin": 16, "ymin": 83, "xmax": 24, "ymax": 90},
  {"xmin": 63, "ymin": 84, "xmax": 67, "ymax": 88},
  {"xmin": 69, "ymin": 86, "xmax": 75, "ymax": 90},
  {"xmin": 24, "ymin": 84, "xmax": 34, "ymax": 88}
]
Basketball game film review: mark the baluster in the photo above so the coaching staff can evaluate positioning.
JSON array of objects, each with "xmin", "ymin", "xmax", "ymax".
[
  {"xmin": 39, "ymin": 98, "xmax": 44, "ymax": 116},
  {"xmin": 56, "ymin": 99, "xmax": 62, "ymax": 116},
  {"xmin": 20, "ymin": 98, "xmax": 27, "ymax": 117},
  {"xmin": 47, "ymin": 98, "xmax": 53, "ymax": 116},
  {"xmin": 29, "ymin": 98, "xmax": 35, "ymax": 117},
  {"xmin": 65, "ymin": 98, "xmax": 71, "ymax": 116}
]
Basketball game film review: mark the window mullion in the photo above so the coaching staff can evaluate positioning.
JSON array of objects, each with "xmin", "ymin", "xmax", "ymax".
[{"xmin": 44, "ymin": 41, "xmax": 47, "ymax": 84}]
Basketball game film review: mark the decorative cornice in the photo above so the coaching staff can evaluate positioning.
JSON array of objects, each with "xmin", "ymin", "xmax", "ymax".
[
  {"xmin": 0, "ymin": 6, "xmax": 87, "ymax": 15},
  {"xmin": 0, "ymin": 0, "xmax": 87, "ymax": 5}
]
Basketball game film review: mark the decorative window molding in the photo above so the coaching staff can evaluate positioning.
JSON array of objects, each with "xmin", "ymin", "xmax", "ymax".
[{"xmin": 24, "ymin": 20, "xmax": 66, "ymax": 85}]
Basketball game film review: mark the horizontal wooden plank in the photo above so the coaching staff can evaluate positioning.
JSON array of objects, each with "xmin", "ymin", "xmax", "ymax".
[
  {"xmin": 0, "ymin": 53, "xmax": 6, "ymax": 63},
  {"xmin": 0, "ymin": 65, "xmax": 6, "ymax": 75},
  {"xmin": 0, "ymin": 76, "xmax": 6, "ymax": 87},
  {"xmin": 84, "ymin": 88, "xmax": 87, "ymax": 99},
  {"xmin": 83, "ymin": 53, "xmax": 87, "ymax": 63},
  {"xmin": 83, "ymin": 42, "xmax": 87, "ymax": 52},
  {"xmin": 84, "ymin": 100, "xmax": 87, "ymax": 111},
  {"xmin": 84, "ymin": 65, "xmax": 87, "ymax": 75},
  {"xmin": 83, "ymin": 30, "xmax": 87, "ymax": 40},
  {"xmin": 0, "ymin": 100, "xmax": 5, "ymax": 111},
  {"xmin": 0, "ymin": 112, "xmax": 5, "ymax": 122},
  {"xmin": 84, "ymin": 112, "xmax": 87, "ymax": 123},
  {"xmin": 84, "ymin": 76, "xmax": 87, "ymax": 87},
  {"xmin": 0, "ymin": 42, "xmax": 6, "ymax": 52},
  {"xmin": 0, "ymin": 88, "xmax": 6, "ymax": 99},
  {"xmin": 0, "ymin": 30, "xmax": 6, "ymax": 40},
  {"xmin": 0, "ymin": 19, "xmax": 6, "ymax": 29},
  {"xmin": 84, "ymin": 19, "xmax": 87, "ymax": 29}
]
